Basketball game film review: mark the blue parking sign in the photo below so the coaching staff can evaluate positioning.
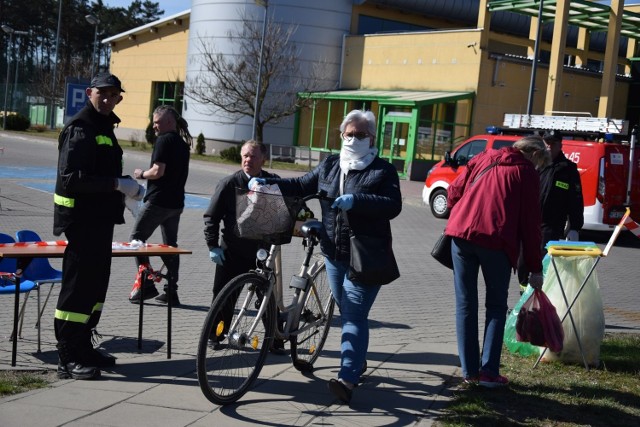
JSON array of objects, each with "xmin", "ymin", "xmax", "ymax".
[{"xmin": 65, "ymin": 83, "xmax": 87, "ymax": 118}]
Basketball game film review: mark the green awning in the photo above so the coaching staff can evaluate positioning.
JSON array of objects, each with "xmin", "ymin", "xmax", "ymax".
[
  {"xmin": 300, "ymin": 90, "xmax": 474, "ymax": 106},
  {"xmin": 488, "ymin": 0, "xmax": 640, "ymax": 40}
]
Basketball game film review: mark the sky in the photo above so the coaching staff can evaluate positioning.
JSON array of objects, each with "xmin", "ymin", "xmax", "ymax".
[{"xmin": 101, "ymin": 0, "xmax": 189, "ymax": 18}]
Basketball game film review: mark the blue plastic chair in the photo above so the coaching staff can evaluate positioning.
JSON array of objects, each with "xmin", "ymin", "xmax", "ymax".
[
  {"xmin": 15, "ymin": 230, "xmax": 63, "ymax": 332},
  {"xmin": 0, "ymin": 233, "xmax": 40, "ymax": 352}
]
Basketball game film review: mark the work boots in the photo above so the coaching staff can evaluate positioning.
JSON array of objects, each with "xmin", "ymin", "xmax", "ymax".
[{"xmin": 57, "ymin": 342, "xmax": 100, "ymax": 380}]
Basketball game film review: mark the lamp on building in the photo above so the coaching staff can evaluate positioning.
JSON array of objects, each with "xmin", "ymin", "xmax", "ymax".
[
  {"xmin": 2, "ymin": 25, "xmax": 29, "ymax": 131},
  {"xmin": 252, "ymin": 0, "xmax": 268, "ymax": 141},
  {"xmin": 85, "ymin": 14, "xmax": 100, "ymax": 77}
]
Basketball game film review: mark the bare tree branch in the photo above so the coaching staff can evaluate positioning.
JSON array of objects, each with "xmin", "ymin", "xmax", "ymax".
[{"xmin": 185, "ymin": 10, "xmax": 336, "ymax": 142}]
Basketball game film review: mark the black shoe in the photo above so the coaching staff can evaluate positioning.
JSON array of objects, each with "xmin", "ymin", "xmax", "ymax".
[
  {"xmin": 155, "ymin": 291, "xmax": 180, "ymax": 306},
  {"xmin": 328, "ymin": 378, "xmax": 352, "ymax": 404},
  {"xmin": 87, "ymin": 348, "xmax": 116, "ymax": 368},
  {"xmin": 129, "ymin": 285, "xmax": 159, "ymax": 303},
  {"xmin": 57, "ymin": 360, "xmax": 101, "ymax": 380},
  {"xmin": 269, "ymin": 338, "xmax": 287, "ymax": 355}
]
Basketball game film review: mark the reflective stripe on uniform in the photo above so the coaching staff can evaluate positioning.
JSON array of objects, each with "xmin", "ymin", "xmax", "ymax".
[
  {"xmin": 55, "ymin": 309, "xmax": 90, "ymax": 324},
  {"xmin": 54, "ymin": 302, "xmax": 104, "ymax": 324},
  {"xmin": 96, "ymin": 135, "xmax": 113, "ymax": 146},
  {"xmin": 54, "ymin": 193, "xmax": 75, "ymax": 208}
]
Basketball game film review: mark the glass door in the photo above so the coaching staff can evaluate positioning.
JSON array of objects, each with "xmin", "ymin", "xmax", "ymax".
[{"xmin": 380, "ymin": 113, "xmax": 412, "ymax": 178}]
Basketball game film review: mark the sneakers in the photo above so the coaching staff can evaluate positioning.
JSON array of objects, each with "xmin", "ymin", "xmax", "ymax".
[
  {"xmin": 129, "ymin": 285, "xmax": 159, "ymax": 303},
  {"xmin": 155, "ymin": 291, "xmax": 180, "ymax": 306},
  {"xmin": 328, "ymin": 378, "xmax": 353, "ymax": 404},
  {"xmin": 129, "ymin": 264, "xmax": 159, "ymax": 303},
  {"xmin": 479, "ymin": 372, "xmax": 509, "ymax": 388}
]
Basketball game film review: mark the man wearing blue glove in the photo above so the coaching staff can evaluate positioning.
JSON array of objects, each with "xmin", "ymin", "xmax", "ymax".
[
  {"xmin": 203, "ymin": 140, "xmax": 283, "ymax": 351},
  {"xmin": 53, "ymin": 73, "xmax": 137, "ymax": 380}
]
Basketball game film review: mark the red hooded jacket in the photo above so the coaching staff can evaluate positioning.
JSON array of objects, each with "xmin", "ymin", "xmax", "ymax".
[{"xmin": 446, "ymin": 147, "xmax": 543, "ymax": 273}]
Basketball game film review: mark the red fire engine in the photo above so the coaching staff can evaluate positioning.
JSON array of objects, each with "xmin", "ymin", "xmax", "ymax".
[{"xmin": 422, "ymin": 114, "xmax": 640, "ymax": 231}]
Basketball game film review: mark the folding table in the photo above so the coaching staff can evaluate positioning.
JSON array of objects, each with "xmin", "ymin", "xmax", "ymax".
[{"xmin": 0, "ymin": 241, "xmax": 191, "ymax": 367}]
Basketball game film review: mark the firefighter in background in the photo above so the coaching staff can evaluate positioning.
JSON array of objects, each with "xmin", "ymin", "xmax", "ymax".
[
  {"xmin": 53, "ymin": 73, "xmax": 143, "ymax": 380},
  {"xmin": 517, "ymin": 129, "xmax": 584, "ymax": 291}
]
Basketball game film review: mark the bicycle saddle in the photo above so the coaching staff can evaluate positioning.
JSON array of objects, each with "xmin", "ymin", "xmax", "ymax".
[{"xmin": 300, "ymin": 220, "xmax": 323, "ymax": 237}]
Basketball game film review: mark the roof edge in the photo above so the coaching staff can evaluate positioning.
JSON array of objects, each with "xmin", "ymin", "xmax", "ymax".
[{"xmin": 102, "ymin": 9, "xmax": 190, "ymax": 44}]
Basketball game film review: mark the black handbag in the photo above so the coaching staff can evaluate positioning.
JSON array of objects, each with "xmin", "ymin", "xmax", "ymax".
[
  {"xmin": 431, "ymin": 232, "xmax": 453, "ymax": 269},
  {"xmin": 348, "ymin": 233, "xmax": 400, "ymax": 286},
  {"xmin": 430, "ymin": 160, "xmax": 500, "ymax": 270}
]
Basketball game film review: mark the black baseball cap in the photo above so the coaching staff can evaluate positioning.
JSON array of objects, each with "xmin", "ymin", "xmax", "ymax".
[
  {"xmin": 542, "ymin": 129, "xmax": 562, "ymax": 143},
  {"xmin": 90, "ymin": 73, "xmax": 125, "ymax": 92}
]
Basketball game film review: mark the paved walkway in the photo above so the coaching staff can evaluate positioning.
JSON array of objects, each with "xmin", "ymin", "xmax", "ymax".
[{"xmin": 0, "ymin": 133, "xmax": 638, "ymax": 426}]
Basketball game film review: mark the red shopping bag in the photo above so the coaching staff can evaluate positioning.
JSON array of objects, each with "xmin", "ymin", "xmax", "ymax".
[
  {"xmin": 516, "ymin": 289, "xmax": 564, "ymax": 352},
  {"xmin": 536, "ymin": 288, "xmax": 564, "ymax": 352}
]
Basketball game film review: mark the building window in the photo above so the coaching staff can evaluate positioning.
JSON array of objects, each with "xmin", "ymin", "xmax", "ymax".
[{"xmin": 151, "ymin": 81, "xmax": 184, "ymax": 115}]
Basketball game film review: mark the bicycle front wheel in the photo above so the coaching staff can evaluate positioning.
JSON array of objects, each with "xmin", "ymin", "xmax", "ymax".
[
  {"xmin": 197, "ymin": 272, "xmax": 276, "ymax": 405},
  {"xmin": 291, "ymin": 262, "xmax": 335, "ymax": 371}
]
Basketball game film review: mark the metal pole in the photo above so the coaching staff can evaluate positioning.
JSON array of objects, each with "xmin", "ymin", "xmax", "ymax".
[
  {"xmin": 50, "ymin": 0, "xmax": 62, "ymax": 129},
  {"xmin": 252, "ymin": 1, "xmax": 268, "ymax": 141},
  {"xmin": 90, "ymin": 25, "xmax": 98, "ymax": 77},
  {"xmin": 2, "ymin": 31, "xmax": 13, "ymax": 130},
  {"xmin": 526, "ymin": 0, "xmax": 544, "ymax": 115},
  {"xmin": 12, "ymin": 37, "xmax": 21, "ymax": 111}
]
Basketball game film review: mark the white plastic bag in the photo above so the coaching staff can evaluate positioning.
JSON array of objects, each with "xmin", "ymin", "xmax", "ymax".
[
  {"xmin": 125, "ymin": 184, "xmax": 145, "ymax": 218},
  {"xmin": 235, "ymin": 184, "xmax": 292, "ymax": 241},
  {"xmin": 540, "ymin": 256, "xmax": 605, "ymax": 366}
]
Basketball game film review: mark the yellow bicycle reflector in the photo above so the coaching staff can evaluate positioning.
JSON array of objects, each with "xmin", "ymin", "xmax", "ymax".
[
  {"xmin": 309, "ymin": 345, "xmax": 316, "ymax": 355},
  {"xmin": 251, "ymin": 336, "xmax": 259, "ymax": 349},
  {"xmin": 216, "ymin": 321, "xmax": 224, "ymax": 337}
]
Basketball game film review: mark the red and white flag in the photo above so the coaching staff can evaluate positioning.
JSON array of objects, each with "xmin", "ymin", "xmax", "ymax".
[{"xmin": 624, "ymin": 215, "xmax": 640, "ymax": 239}]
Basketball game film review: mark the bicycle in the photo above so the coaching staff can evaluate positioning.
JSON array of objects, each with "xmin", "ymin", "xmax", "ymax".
[{"xmin": 196, "ymin": 190, "xmax": 336, "ymax": 405}]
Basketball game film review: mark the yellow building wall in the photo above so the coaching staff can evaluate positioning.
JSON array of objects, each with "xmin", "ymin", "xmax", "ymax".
[
  {"xmin": 342, "ymin": 29, "xmax": 484, "ymax": 92},
  {"xmin": 473, "ymin": 56, "xmax": 630, "ymax": 136},
  {"xmin": 107, "ymin": 19, "xmax": 189, "ymax": 134}
]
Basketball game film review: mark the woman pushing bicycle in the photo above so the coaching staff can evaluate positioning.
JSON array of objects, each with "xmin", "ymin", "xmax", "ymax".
[{"xmin": 249, "ymin": 109, "xmax": 402, "ymax": 404}]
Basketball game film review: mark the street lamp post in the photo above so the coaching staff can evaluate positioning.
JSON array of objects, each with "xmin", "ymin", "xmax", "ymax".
[
  {"xmin": 252, "ymin": 0, "xmax": 268, "ymax": 141},
  {"xmin": 2, "ymin": 25, "xmax": 29, "ymax": 130},
  {"xmin": 85, "ymin": 14, "xmax": 100, "ymax": 78}
]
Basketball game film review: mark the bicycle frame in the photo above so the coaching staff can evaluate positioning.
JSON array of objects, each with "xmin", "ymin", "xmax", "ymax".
[{"xmin": 227, "ymin": 235, "xmax": 328, "ymax": 347}]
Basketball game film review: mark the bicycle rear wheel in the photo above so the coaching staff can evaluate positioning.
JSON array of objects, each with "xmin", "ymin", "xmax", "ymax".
[
  {"xmin": 197, "ymin": 272, "xmax": 276, "ymax": 405},
  {"xmin": 290, "ymin": 262, "xmax": 335, "ymax": 371}
]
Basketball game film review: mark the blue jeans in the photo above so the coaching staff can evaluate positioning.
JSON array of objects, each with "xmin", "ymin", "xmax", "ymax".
[
  {"xmin": 324, "ymin": 257, "xmax": 381, "ymax": 384},
  {"xmin": 130, "ymin": 202, "xmax": 183, "ymax": 287},
  {"xmin": 451, "ymin": 237, "xmax": 511, "ymax": 378}
]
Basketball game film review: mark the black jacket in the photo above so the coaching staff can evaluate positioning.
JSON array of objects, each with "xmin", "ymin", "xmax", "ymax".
[
  {"xmin": 53, "ymin": 102, "xmax": 125, "ymax": 236},
  {"xmin": 203, "ymin": 169, "xmax": 280, "ymax": 258},
  {"xmin": 539, "ymin": 151, "xmax": 584, "ymax": 235},
  {"xmin": 264, "ymin": 154, "xmax": 402, "ymax": 262}
]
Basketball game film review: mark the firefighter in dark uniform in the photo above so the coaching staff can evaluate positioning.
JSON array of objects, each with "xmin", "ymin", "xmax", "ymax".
[
  {"xmin": 517, "ymin": 129, "xmax": 584, "ymax": 289},
  {"xmin": 53, "ymin": 73, "xmax": 143, "ymax": 380}
]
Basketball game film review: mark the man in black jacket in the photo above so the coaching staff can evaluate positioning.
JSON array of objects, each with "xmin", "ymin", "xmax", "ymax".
[
  {"xmin": 517, "ymin": 129, "xmax": 584, "ymax": 289},
  {"xmin": 54, "ymin": 73, "xmax": 143, "ymax": 380},
  {"xmin": 202, "ymin": 140, "xmax": 284, "ymax": 351}
]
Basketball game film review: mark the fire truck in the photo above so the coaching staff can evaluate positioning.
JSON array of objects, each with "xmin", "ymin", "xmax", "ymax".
[{"xmin": 422, "ymin": 114, "xmax": 640, "ymax": 231}]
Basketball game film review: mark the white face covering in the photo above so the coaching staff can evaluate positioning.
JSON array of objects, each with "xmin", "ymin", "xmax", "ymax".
[{"xmin": 340, "ymin": 135, "xmax": 378, "ymax": 175}]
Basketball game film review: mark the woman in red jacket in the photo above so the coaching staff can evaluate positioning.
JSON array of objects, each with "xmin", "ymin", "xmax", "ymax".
[{"xmin": 446, "ymin": 135, "xmax": 549, "ymax": 388}]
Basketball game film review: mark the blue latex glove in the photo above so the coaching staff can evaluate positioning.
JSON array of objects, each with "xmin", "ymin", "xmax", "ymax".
[
  {"xmin": 248, "ymin": 177, "xmax": 266, "ymax": 190},
  {"xmin": 209, "ymin": 248, "xmax": 225, "ymax": 266},
  {"xmin": 332, "ymin": 194, "xmax": 354, "ymax": 211}
]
